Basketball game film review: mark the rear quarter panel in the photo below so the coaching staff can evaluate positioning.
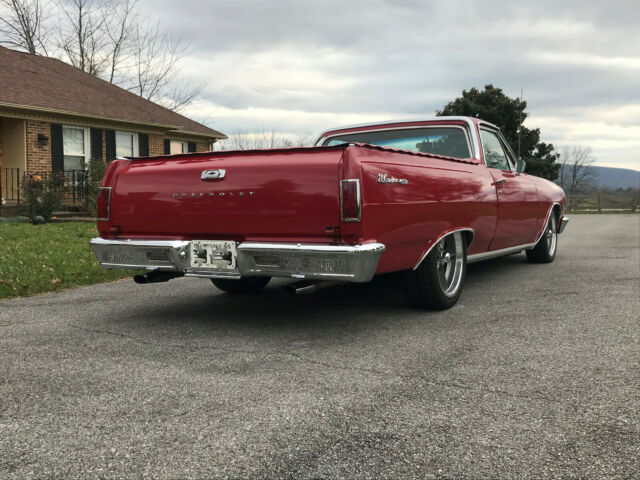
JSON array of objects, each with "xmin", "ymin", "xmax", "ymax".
[{"xmin": 342, "ymin": 147, "xmax": 497, "ymax": 274}]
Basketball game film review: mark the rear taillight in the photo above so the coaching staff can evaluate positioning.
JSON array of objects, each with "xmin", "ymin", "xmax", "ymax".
[
  {"xmin": 340, "ymin": 179, "xmax": 361, "ymax": 222},
  {"xmin": 97, "ymin": 187, "xmax": 111, "ymax": 221}
]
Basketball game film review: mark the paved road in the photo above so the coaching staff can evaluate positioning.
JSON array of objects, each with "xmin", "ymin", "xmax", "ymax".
[{"xmin": 1, "ymin": 214, "xmax": 638, "ymax": 479}]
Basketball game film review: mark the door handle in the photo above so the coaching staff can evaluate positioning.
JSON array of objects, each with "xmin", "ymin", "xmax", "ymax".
[{"xmin": 494, "ymin": 179, "xmax": 506, "ymax": 186}]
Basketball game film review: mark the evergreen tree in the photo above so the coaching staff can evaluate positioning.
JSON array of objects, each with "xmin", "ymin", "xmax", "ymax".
[{"xmin": 437, "ymin": 85, "xmax": 560, "ymax": 180}]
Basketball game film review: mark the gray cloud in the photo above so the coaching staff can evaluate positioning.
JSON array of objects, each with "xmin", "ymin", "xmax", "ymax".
[{"xmin": 142, "ymin": 0, "xmax": 640, "ymax": 168}]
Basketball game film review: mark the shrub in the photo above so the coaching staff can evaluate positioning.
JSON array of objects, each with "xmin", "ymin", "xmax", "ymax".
[
  {"xmin": 21, "ymin": 173, "xmax": 66, "ymax": 221},
  {"xmin": 85, "ymin": 158, "xmax": 107, "ymax": 216}
]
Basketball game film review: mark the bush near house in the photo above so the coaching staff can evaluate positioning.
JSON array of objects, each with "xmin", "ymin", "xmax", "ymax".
[
  {"xmin": 20, "ymin": 172, "xmax": 66, "ymax": 221},
  {"xmin": 0, "ymin": 222, "xmax": 135, "ymax": 300}
]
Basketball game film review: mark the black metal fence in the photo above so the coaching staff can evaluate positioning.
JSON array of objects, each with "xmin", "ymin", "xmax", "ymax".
[{"xmin": 1, "ymin": 168, "xmax": 89, "ymax": 207}]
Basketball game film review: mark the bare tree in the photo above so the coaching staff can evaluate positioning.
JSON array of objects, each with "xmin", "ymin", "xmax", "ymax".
[
  {"xmin": 0, "ymin": 0, "xmax": 49, "ymax": 54},
  {"xmin": 1, "ymin": 0, "xmax": 204, "ymax": 111},
  {"xmin": 218, "ymin": 129, "xmax": 308, "ymax": 151},
  {"xmin": 103, "ymin": 0, "xmax": 134, "ymax": 83},
  {"xmin": 124, "ymin": 20, "xmax": 202, "ymax": 111},
  {"xmin": 558, "ymin": 146, "xmax": 595, "ymax": 194}
]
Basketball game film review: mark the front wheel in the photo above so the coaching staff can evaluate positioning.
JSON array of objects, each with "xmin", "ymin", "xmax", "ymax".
[
  {"xmin": 404, "ymin": 231, "xmax": 467, "ymax": 310},
  {"xmin": 211, "ymin": 276, "xmax": 271, "ymax": 294},
  {"xmin": 526, "ymin": 213, "xmax": 557, "ymax": 264}
]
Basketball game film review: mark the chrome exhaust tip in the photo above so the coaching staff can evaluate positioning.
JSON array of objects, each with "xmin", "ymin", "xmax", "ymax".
[{"xmin": 281, "ymin": 280, "xmax": 341, "ymax": 295}]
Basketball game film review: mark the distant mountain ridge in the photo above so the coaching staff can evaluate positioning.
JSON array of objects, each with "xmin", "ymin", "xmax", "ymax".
[{"xmin": 555, "ymin": 166, "xmax": 640, "ymax": 190}]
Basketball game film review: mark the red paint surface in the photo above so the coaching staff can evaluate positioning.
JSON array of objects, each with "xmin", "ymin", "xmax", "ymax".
[{"xmin": 98, "ymin": 119, "xmax": 566, "ymax": 275}]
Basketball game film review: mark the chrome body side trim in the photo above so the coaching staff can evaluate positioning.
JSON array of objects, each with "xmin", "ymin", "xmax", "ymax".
[
  {"xmin": 412, "ymin": 228, "xmax": 475, "ymax": 270},
  {"xmin": 90, "ymin": 239, "xmax": 385, "ymax": 283},
  {"xmin": 467, "ymin": 243, "xmax": 536, "ymax": 263},
  {"xmin": 315, "ymin": 117, "xmax": 483, "ymax": 161},
  {"xmin": 467, "ymin": 203, "xmax": 565, "ymax": 263}
]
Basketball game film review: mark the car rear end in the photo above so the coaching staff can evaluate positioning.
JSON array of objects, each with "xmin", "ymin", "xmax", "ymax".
[{"xmin": 90, "ymin": 146, "xmax": 385, "ymax": 283}]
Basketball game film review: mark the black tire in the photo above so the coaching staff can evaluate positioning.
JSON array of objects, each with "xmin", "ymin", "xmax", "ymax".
[
  {"xmin": 526, "ymin": 213, "xmax": 557, "ymax": 264},
  {"xmin": 404, "ymin": 232, "xmax": 467, "ymax": 310},
  {"xmin": 211, "ymin": 276, "xmax": 271, "ymax": 294}
]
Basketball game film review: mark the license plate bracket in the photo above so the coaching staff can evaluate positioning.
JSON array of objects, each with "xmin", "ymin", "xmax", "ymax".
[{"xmin": 190, "ymin": 240, "xmax": 237, "ymax": 270}]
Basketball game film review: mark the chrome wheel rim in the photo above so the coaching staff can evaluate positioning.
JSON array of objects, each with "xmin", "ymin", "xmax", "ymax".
[
  {"xmin": 436, "ymin": 232, "xmax": 464, "ymax": 297},
  {"xmin": 546, "ymin": 215, "xmax": 557, "ymax": 256}
]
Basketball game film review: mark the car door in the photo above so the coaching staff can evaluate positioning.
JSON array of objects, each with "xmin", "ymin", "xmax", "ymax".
[{"xmin": 479, "ymin": 128, "xmax": 539, "ymax": 250}]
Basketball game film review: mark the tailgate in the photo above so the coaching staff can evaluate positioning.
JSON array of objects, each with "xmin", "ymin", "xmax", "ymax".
[{"xmin": 106, "ymin": 148, "xmax": 345, "ymax": 240}]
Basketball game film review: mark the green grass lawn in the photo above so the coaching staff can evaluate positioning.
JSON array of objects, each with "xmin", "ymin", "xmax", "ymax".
[{"xmin": 0, "ymin": 222, "xmax": 136, "ymax": 300}]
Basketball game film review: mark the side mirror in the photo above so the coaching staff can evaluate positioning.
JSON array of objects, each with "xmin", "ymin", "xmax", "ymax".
[{"xmin": 516, "ymin": 158, "xmax": 526, "ymax": 173}]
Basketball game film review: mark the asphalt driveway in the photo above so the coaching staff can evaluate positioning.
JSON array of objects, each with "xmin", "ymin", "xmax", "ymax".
[{"xmin": 1, "ymin": 214, "xmax": 638, "ymax": 479}]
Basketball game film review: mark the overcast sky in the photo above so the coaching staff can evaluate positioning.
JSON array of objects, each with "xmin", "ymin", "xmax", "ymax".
[{"xmin": 140, "ymin": 0, "xmax": 639, "ymax": 170}]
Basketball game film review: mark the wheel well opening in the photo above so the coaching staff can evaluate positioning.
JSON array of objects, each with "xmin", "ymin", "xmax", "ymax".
[
  {"xmin": 413, "ymin": 229, "xmax": 474, "ymax": 270},
  {"xmin": 462, "ymin": 230, "xmax": 474, "ymax": 250},
  {"xmin": 552, "ymin": 204, "xmax": 561, "ymax": 223}
]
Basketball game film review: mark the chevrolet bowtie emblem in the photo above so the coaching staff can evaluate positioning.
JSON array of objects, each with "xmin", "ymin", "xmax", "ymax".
[{"xmin": 201, "ymin": 169, "xmax": 226, "ymax": 180}]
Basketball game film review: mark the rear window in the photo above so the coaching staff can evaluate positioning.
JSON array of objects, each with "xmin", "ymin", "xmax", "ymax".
[{"xmin": 323, "ymin": 127, "xmax": 471, "ymax": 158}]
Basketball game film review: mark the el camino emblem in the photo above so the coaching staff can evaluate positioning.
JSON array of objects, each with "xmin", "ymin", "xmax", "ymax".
[
  {"xmin": 378, "ymin": 173, "xmax": 408, "ymax": 185},
  {"xmin": 201, "ymin": 169, "xmax": 226, "ymax": 180}
]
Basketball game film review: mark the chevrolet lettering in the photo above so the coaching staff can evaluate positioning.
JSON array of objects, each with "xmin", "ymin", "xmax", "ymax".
[
  {"xmin": 171, "ymin": 191, "xmax": 255, "ymax": 198},
  {"xmin": 91, "ymin": 116, "xmax": 568, "ymax": 310}
]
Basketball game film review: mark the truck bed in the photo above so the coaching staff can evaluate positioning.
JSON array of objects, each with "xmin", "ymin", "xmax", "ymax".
[{"xmin": 100, "ymin": 146, "xmax": 348, "ymax": 242}]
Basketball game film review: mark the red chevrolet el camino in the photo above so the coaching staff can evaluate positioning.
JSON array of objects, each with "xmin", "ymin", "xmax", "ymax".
[{"xmin": 91, "ymin": 117, "xmax": 568, "ymax": 309}]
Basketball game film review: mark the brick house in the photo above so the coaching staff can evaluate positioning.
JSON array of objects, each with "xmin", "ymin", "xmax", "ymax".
[{"xmin": 0, "ymin": 45, "xmax": 226, "ymax": 206}]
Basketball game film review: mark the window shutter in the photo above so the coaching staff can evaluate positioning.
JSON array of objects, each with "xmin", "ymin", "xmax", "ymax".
[
  {"xmin": 90, "ymin": 128, "xmax": 103, "ymax": 161},
  {"xmin": 139, "ymin": 134, "xmax": 149, "ymax": 156},
  {"xmin": 105, "ymin": 130, "xmax": 116, "ymax": 162},
  {"xmin": 163, "ymin": 139, "xmax": 170, "ymax": 154},
  {"xmin": 50, "ymin": 124, "xmax": 64, "ymax": 172},
  {"xmin": 188, "ymin": 141, "xmax": 196, "ymax": 153}
]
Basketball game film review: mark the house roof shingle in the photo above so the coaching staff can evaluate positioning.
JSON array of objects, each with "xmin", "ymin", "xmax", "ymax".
[{"xmin": 0, "ymin": 46, "xmax": 225, "ymax": 139}]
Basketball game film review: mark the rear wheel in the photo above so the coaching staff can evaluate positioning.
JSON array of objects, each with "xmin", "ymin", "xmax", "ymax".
[
  {"xmin": 526, "ymin": 213, "xmax": 557, "ymax": 264},
  {"xmin": 211, "ymin": 276, "xmax": 271, "ymax": 294},
  {"xmin": 404, "ymin": 232, "xmax": 467, "ymax": 310}
]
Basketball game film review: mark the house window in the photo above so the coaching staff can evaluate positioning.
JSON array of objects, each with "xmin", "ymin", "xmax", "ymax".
[
  {"xmin": 116, "ymin": 131, "xmax": 138, "ymax": 157},
  {"xmin": 62, "ymin": 126, "xmax": 89, "ymax": 171},
  {"xmin": 170, "ymin": 140, "xmax": 188, "ymax": 154}
]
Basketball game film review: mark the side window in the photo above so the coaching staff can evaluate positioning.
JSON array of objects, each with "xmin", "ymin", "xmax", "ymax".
[
  {"xmin": 480, "ymin": 129, "xmax": 510, "ymax": 171},
  {"xmin": 497, "ymin": 133, "xmax": 517, "ymax": 171}
]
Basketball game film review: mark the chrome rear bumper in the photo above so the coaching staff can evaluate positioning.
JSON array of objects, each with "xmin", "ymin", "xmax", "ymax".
[
  {"xmin": 90, "ymin": 238, "xmax": 385, "ymax": 283},
  {"xmin": 558, "ymin": 215, "xmax": 570, "ymax": 234}
]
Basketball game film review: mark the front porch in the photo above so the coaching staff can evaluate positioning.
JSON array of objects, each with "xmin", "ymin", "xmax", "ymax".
[
  {"xmin": 0, "ymin": 117, "xmax": 89, "ymax": 216},
  {"xmin": 0, "ymin": 118, "xmax": 27, "ymax": 212},
  {"xmin": 1, "ymin": 167, "xmax": 90, "ymax": 216}
]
